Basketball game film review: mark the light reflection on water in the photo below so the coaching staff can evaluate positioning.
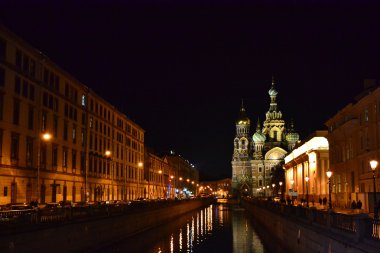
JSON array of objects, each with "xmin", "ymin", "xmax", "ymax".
[
  {"xmin": 99, "ymin": 204, "xmax": 269, "ymax": 253},
  {"xmin": 150, "ymin": 204, "xmax": 266, "ymax": 253}
]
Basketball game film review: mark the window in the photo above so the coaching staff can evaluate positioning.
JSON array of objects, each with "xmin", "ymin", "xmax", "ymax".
[
  {"xmin": 22, "ymin": 80, "xmax": 28, "ymax": 97},
  {"xmin": 72, "ymin": 150, "xmax": 77, "ymax": 169},
  {"xmin": 63, "ymin": 121, "xmax": 68, "ymax": 141},
  {"xmin": 28, "ymin": 106, "xmax": 34, "ymax": 130},
  {"xmin": 0, "ymin": 67, "xmax": 4, "ymax": 87},
  {"xmin": 52, "ymin": 144, "xmax": 58, "ymax": 167},
  {"xmin": 365, "ymin": 109, "xmax": 369, "ymax": 122},
  {"xmin": 259, "ymin": 179, "xmax": 263, "ymax": 186},
  {"xmin": 53, "ymin": 116, "xmax": 58, "ymax": 137},
  {"xmin": 14, "ymin": 76, "xmax": 21, "ymax": 94},
  {"xmin": 42, "ymin": 111, "xmax": 47, "ymax": 132},
  {"xmin": 81, "ymin": 94, "xmax": 86, "ymax": 107},
  {"xmin": 13, "ymin": 99, "xmax": 20, "ymax": 125},
  {"xmin": 11, "ymin": 133, "xmax": 19, "ymax": 160},
  {"xmin": 81, "ymin": 129, "xmax": 85, "ymax": 146},
  {"xmin": 40, "ymin": 143, "xmax": 47, "ymax": 169},
  {"xmin": 0, "ymin": 93, "xmax": 3, "ymax": 120},
  {"xmin": 62, "ymin": 147, "xmax": 68, "ymax": 168},
  {"xmin": 0, "ymin": 37, "xmax": 5, "ymax": 61},
  {"xmin": 80, "ymin": 152, "xmax": 85, "ymax": 173},
  {"xmin": 72, "ymin": 125, "xmax": 76, "ymax": 143},
  {"xmin": 15, "ymin": 50, "xmax": 22, "ymax": 68},
  {"xmin": 4, "ymin": 186, "xmax": 7, "ymax": 197},
  {"xmin": 0, "ymin": 129, "xmax": 3, "ymax": 160},
  {"xmin": 29, "ymin": 84, "xmax": 34, "ymax": 101}
]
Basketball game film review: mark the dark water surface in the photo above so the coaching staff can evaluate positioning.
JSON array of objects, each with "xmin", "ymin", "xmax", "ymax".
[{"xmin": 97, "ymin": 203, "xmax": 273, "ymax": 253}]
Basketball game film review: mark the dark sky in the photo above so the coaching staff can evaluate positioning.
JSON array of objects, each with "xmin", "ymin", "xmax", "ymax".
[{"xmin": 1, "ymin": 1, "xmax": 380, "ymax": 180}]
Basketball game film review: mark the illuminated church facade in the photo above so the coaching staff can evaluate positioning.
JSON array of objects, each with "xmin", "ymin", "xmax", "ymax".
[{"xmin": 231, "ymin": 79, "xmax": 300, "ymax": 196}]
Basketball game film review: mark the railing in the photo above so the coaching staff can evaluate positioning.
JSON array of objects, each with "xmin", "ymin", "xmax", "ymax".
[
  {"xmin": 331, "ymin": 212, "xmax": 356, "ymax": 233},
  {"xmin": 0, "ymin": 198, "xmax": 211, "ymax": 232},
  {"xmin": 242, "ymin": 197, "xmax": 380, "ymax": 243}
]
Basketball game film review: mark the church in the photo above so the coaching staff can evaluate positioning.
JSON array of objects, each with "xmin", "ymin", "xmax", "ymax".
[{"xmin": 231, "ymin": 79, "xmax": 300, "ymax": 196}]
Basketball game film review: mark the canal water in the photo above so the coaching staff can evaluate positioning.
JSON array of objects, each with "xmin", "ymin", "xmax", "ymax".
[{"xmin": 97, "ymin": 203, "xmax": 275, "ymax": 253}]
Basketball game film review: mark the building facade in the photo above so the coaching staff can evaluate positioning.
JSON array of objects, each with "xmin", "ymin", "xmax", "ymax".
[
  {"xmin": 199, "ymin": 178, "xmax": 231, "ymax": 198},
  {"xmin": 325, "ymin": 81, "xmax": 380, "ymax": 211},
  {"xmin": 163, "ymin": 152, "xmax": 199, "ymax": 198},
  {"xmin": 231, "ymin": 79, "xmax": 300, "ymax": 196},
  {"xmin": 283, "ymin": 131, "xmax": 329, "ymax": 202},
  {"xmin": 0, "ymin": 26, "xmax": 145, "ymax": 204}
]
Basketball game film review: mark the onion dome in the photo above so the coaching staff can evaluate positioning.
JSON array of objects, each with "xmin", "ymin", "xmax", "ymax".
[
  {"xmin": 252, "ymin": 119, "xmax": 266, "ymax": 143},
  {"xmin": 286, "ymin": 120, "xmax": 300, "ymax": 143},
  {"xmin": 236, "ymin": 100, "xmax": 250, "ymax": 125},
  {"xmin": 268, "ymin": 76, "xmax": 278, "ymax": 96}
]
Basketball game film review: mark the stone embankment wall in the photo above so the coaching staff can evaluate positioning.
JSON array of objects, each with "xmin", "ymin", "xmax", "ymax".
[
  {"xmin": 0, "ymin": 199, "xmax": 211, "ymax": 253},
  {"xmin": 242, "ymin": 199, "xmax": 380, "ymax": 253}
]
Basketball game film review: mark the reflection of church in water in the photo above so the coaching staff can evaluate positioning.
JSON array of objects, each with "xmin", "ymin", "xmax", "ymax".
[{"xmin": 231, "ymin": 79, "xmax": 300, "ymax": 196}]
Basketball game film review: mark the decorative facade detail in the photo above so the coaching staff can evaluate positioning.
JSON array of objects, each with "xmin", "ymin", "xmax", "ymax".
[{"xmin": 231, "ymin": 79, "xmax": 300, "ymax": 196}]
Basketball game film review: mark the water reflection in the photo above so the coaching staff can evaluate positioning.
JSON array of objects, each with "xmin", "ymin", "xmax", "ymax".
[{"xmin": 98, "ymin": 204, "xmax": 269, "ymax": 253}]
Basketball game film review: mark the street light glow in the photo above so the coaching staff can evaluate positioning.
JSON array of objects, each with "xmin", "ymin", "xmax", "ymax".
[
  {"xmin": 42, "ymin": 132, "xmax": 52, "ymax": 141},
  {"xmin": 370, "ymin": 160, "xmax": 378, "ymax": 171}
]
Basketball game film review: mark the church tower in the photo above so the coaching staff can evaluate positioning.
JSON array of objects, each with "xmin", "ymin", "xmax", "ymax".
[
  {"xmin": 262, "ymin": 77, "xmax": 286, "ymax": 150},
  {"xmin": 231, "ymin": 101, "xmax": 252, "ymax": 195}
]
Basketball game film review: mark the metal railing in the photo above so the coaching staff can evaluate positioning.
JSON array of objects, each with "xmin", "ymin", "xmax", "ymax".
[
  {"xmin": 0, "ymin": 198, "xmax": 210, "ymax": 232},
  {"xmin": 242, "ymin": 197, "xmax": 380, "ymax": 243}
]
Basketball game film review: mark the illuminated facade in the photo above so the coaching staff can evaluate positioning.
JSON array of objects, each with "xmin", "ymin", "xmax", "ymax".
[
  {"xmin": 231, "ymin": 79, "xmax": 300, "ymax": 196},
  {"xmin": 144, "ymin": 151, "xmax": 174, "ymax": 199},
  {"xmin": 163, "ymin": 152, "xmax": 199, "ymax": 198},
  {"xmin": 0, "ymin": 26, "xmax": 145, "ymax": 204},
  {"xmin": 325, "ymin": 81, "xmax": 380, "ymax": 211},
  {"xmin": 199, "ymin": 178, "xmax": 231, "ymax": 198},
  {"xmin": 283, "ymin": 131, "xmax": 329, "ymax": 201}
]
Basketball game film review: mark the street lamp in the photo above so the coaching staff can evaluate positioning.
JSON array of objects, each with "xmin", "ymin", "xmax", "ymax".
[
  {"xmin": 326, "ymin": 170, "xmax": 333, "ymax": 209},
  {"xmin": 272, "ymin": 183, "xmax": 275, "ymax": 198},
  {"xmin": 138, "ymin": 162, "xmax": 143, "ymax": 199},
  {"xmin": 370, "ymin": 160, "xmax": 379, "ymax": 220},
  {"xmin": 37, "ymin": 132, "xmax": 51, "ymax": 203},
  {"xmin": 105, "ymin": 150, "xmax": 113, "ymax": 200},
  {"xmin": 279, "ymin": 181, "xmax": 283, "ymax": 199},
  {"xmin": 305, "ymin": 176, "xmax": 309, "ymax": 207}
]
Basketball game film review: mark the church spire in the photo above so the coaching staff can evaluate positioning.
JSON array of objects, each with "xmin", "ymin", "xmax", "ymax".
[{"xmin": 256, "ymin": 117, "xmax": 261, "ymax": 131}]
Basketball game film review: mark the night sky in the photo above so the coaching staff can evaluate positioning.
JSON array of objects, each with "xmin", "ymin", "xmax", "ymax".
[{"xmin": 1, "ymin": 1, "xmax": 380, "ymax": 180}]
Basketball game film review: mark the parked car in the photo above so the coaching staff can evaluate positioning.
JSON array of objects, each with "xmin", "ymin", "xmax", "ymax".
[
  {"xmin": 59, "ymin": 200, "xmax": 73, "ymax": 208},
  {"xmin": 273, "ymin": 197, "xmax": 281, "ymax": 202}
]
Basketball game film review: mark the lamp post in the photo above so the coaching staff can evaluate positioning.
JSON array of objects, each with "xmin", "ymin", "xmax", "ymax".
[
  {"xmin": 266, "ymin": 185, "xmax": 269, "ymax": 198},
  {"xmin": 138, "ymin": 162, "xmax": 143, "ymax": 199},
  {"xmin": 37, "ymin": 132, "xmax": 51, "ymax": 203},
  {"xmin": 105, "ymin": 150, "xmax": 113, "ymax": 200},
  {"xmin": 272, "ymin": 183, "xmax": 275, "ymax": 198},
  {"xmin": 279, "ymin": 181, "xmax": 283, "ymax": 200},
  {"xmin": 305, "ymin": 176, "xmax": 309, "ymax": 207},
  {"xmin": 326, "ymin": 170, "xmax": 333, "ymax": 210},
  {"xmin": 370, "ymin": 160, "xmax": 379, "ymax": 220}
]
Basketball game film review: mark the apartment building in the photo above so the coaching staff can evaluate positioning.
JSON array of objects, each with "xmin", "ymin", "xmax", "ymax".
[
  {"xmin": 325, "ymin": 80, "xmax": 380, "ymax": 212},
  {"xmin": 0, "ymin": 26, "xmax": 144, "ymax": 204}
]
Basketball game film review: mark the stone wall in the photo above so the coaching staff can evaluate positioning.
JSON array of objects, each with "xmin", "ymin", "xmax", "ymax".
[
  {"xmin": 0, "ymin": 199, "xmax": 211, "ymax": 252},
  {"xmin": 242, "ymin": 199, "xmax": 380, "ymax": 253}
]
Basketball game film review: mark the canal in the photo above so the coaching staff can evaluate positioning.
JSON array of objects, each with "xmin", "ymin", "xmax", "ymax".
[{"xmin": 96, "ymin": 203, "xmax": 276, "ymax": 253}]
